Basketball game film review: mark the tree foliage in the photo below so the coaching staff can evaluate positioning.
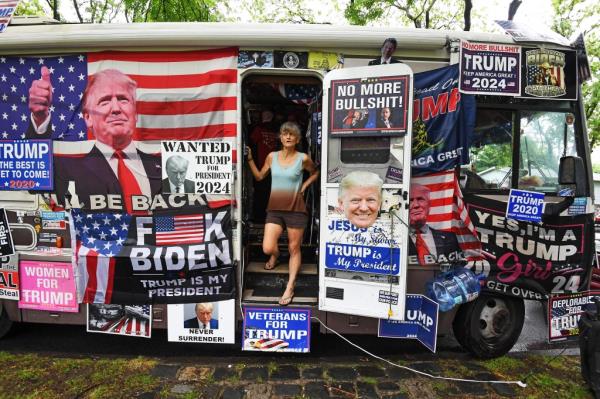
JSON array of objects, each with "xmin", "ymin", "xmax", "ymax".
[
  {"xmin": 237, "ymin": 0, "xmax": 340, "ymax": 24},
  {"xmin": 550, "ymin": 0, "xmax": 600, "ymax": 148},
  {"xmin": 14, "ymin": 0, "xmax": 47, "ymax": 16},
  {"xmin": 345, "ymin": 0, "xmax": 464, "ymax": 29}
]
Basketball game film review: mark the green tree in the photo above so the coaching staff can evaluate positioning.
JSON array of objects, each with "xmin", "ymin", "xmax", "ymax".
[
  {"xmin": 14, "ymin": 0, "xmax": 46, "ymax": 16},
  {"xmin": 238, "ymin": 0, "xmax": 341, "ymax": 24},
  {"xmin": 122, "ymin": 0, "xmax": 222, "ymax": 22},
  {"xmin": 550, "ymin": 0, "xmax": 600, "ymax": 148},
  {"xmin": 345, "ymin": 0, "xmax": 465, "ymax": 29}
]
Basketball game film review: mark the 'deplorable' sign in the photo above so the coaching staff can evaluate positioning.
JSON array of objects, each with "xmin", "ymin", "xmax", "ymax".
[
  {"xmin": 459, "ymin": 40, "xmax": 521, "ymax": 96},
  {"xmin": 0, "ymin": 140, "xmax": 53, "ymax": 190}
]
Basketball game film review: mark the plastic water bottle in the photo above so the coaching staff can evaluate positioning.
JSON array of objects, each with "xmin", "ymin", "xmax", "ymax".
[{"xmin": 426, "ymin": 268, "xmax": 482, "ymax": 312}]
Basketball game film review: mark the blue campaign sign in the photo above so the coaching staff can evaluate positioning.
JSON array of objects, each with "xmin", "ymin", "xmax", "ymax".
[
  {"xmin": 242, "ymin": 307, "xmax": 311, "ymax": 353},
  {"xmin": 506, "ymin": 189, "xmax": 545, "ymax": 222},
  {"xmin": 325, "ymin": 242, "xmax": 401, "ymax": 275},
  {"xmin": 378, "ymin": 295, "xmax": 439, "ymax": 352},
  {"xmin": 0, "ymin": 140, "xmax": 53, "ymax": 191}
]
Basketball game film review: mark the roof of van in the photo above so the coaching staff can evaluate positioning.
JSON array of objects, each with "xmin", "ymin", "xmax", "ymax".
[{"xmin": 0, "ymin": 21, "xmax": 535, "ymax": 53}]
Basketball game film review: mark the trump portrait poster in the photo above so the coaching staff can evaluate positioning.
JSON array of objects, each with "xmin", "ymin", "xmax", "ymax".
[{"xmin": 167, "ymin": 299, "xmax": 235, "ymax": 344}]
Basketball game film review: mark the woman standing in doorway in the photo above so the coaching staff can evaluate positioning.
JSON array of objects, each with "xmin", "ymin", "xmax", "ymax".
[{"xmin": 246, "ymin": 122, "xmax": 319, "ymax": 305}]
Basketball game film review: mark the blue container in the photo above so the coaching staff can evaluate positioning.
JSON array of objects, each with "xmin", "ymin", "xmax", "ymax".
[{"xmin": 426, "ymin": 268, "xmax": 482, "ymax": 312}]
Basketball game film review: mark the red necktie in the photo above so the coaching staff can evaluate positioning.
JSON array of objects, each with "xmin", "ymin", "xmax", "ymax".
[
  {"xmin": 416, "ymin": 228, "xmax": 431, "ymax": 265},
  {"xmin": 114, "ymin": 150, "xmax": 142, "ymax": 214}
]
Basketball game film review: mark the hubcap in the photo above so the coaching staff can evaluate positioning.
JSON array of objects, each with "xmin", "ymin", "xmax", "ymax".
[{"xmin": 479, "ymin": 298, "xmax": 511, "ymax": 339}]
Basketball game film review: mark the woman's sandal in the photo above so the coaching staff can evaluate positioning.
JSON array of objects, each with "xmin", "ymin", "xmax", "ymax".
[
  {"xmin": 278, "ymin": 292, "xmax": 294, "ymax": 306},
  {"xmin": 264, "ymin": 257, "xmax": 280, "ymax": 270}
]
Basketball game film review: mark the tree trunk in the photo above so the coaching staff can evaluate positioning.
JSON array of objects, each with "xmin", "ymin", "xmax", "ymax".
[
  {"xmin": 464, "ymin": 0, "xmax": 472, "ymax": 31},
  {"xmin": 508, "ymin": 0, "xmax": 522, "ymax": 21}
]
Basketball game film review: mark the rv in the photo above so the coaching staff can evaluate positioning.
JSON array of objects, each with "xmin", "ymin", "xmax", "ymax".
[{"xmin": 0, "ymin": 20, "xmax": 593, "ymax": 357}]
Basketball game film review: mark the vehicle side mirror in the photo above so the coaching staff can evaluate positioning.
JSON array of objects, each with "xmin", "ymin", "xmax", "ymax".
[{"xmin": 559, "ymin": 156, "xmax": 586, "ymax": 196}]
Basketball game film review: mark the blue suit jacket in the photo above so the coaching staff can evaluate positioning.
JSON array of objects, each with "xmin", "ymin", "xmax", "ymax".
[{"xmin": 184, "ymin": 317, "xmax": 219, "ymax": 329}]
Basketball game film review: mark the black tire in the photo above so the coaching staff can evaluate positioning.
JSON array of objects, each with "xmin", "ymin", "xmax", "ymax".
[
  {"xmin": 0, "ymin": 305, "xmax": 13, "ymax": 339},
  {"xmin": 452, "ymin": 293, "xmax": 525, "ymax": 359}
]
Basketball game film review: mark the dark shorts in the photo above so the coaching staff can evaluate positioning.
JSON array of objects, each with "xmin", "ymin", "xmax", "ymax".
[{"xmin": 265, "ymin": 211, "xmax": 308, "ymax": 229}]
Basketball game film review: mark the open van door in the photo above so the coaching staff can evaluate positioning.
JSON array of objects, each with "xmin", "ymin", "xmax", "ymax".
[{"xmin": 319, "ymin": 64, "xmax": 413, "ymax": 320}]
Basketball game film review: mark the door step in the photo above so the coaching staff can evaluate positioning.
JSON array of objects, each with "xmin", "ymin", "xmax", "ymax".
[
  {"xmin": 242, "ymin": 289, "xmax": 318, "ymax": 306},
  {"xmin": 244, "ymin": 261, "xmax": 317, "ymax": 275}
]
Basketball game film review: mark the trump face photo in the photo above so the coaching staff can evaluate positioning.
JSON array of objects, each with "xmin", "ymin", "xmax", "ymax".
[{"xmin": 337, "ymin": 171, "xmax": 383, "ymax": 229}]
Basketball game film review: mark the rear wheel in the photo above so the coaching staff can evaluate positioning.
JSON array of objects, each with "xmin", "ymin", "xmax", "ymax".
[{"xmin": 453, "ymin": 293, "xmax": 525, "ymax": 358}]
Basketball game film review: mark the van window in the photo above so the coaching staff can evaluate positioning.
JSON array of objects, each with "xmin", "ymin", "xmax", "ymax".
[
  {"xmin": 468, "ymin": 109, "xmax": 513, "ymax": 189},
  {"xmin": 518, "ymin": 111, "xmax": 576, "ymax": 191},
  {"xmin": 340, "ymin": 137, "xmax": 390, "ymax": 164}
]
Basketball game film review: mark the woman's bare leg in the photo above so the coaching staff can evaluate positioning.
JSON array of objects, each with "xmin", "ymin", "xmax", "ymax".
[
  {"xmin": 280, "ymin": 226, "xmax": 304, "ymax": 304},
  {"xmin": 263, "ymin": 223, "xmax": 283, "ymax": 267}
]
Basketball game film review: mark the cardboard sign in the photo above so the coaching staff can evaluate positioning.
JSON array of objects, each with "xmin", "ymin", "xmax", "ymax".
[
  {"xmin": 329, "ymin": 75, "xmax": 409, "ymax": 137},
  {"xmin": 242, "ymin": 307, "xmax": 310, "ymax": 353},
  {"xmin": 459, "ymin": 40, "xmax": 521, "ymax": 96},
  {"xmin": 167, "ymin": 299, "xmax": 235, "ymax": 344},
  {"xmin": 378, "ymin": 294, "xmax": 439, "ymax": 352},
  {"xmin": 0, "ymin": 208, "xmax": 14, "ymax": 256},
  {"xmin": 521, "ymin": 48, "xmax": 578, "ymax": 100},
  {"xmin": 506, "ymin": 189, "xmax": 544, "ymax": 223},
  {"xmin": 0, "ymin": 140, "xmax": 53, "ymax": 190},
  {"xmin": 548, "ymin": 291, "xmax": 600, "ymax": 342},
  {"xmin": 0, "ymin": 254, "xmax": 19, "ymax": 300},
  {"xmin": 238, "ymin": 50, "xmax": 274, "ymax": 68},
  {"xmin": 161, "ymin": 140, "xmax": 233, "ymax": 195},
  {"xmin": 87, "ymin": 304, "xmax": 152, "ymax": 338},
  {"xmin": 18, "ymin": 260, "xmax": 78, "ymax": 312}
]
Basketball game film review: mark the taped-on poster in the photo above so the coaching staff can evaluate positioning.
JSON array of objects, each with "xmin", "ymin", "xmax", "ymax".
[
  {"xmin": 467, "ymin": 195, "xmax": 593, "ymax": 299},
  {"xmin": 329, "ymin": 75, "xmax": 409, "ymax": 137},
  {"xmin": 521, "ymin": 47, "xmax": 578, "ymax": 100},
  {"xmin": 71, "ymin": 206, "xmax": 235, "ymax": 304},
  {"xmin": 412, "ymin": 65, "xmax": 475, "ymax": 175},
  {"xmin": 459, "ymin": 40, "xmax": 521, "ymax": 96},
  {"xmin": 2, "ymin": 50, "xmax": 237, "ymax": 212},
  {"xmin": 548, "ymin": 291, "xmax": 600, "ymax": 342}
]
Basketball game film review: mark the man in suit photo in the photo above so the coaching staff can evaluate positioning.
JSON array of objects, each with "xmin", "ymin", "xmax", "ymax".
[
  {"xmin": 184, "ymin": 302, "xmax": 219, "ymax": 330},
  {"xmin": 376, "ymin": 107, "xmax": 394, "ymax": 129},
  {"xmin": 162, "ymin": 155, "xmax": 195, "ymax": 194},
  {"xmin": 368, "ymin": 38, "xmax": 402, "ymax": 65},
  {"xmin": 409, "ymin": 183, "xmax": 461, "ymax": 265},
  {"xmin": 27, "ymin": 68, "xmax": 162, "ymax": 213}
]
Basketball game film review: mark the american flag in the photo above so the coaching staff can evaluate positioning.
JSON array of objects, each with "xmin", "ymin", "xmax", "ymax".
[
  {"xmin": 87, "ymin": 49, "xmax": 238, "ymax": 141},
  {"xmin": 0, "ymin": 0, "xmax": 18, "ymax": 33},
  {"xmin": 411, "ymin": 169, "xmax": 482, "ymax": 261},
  {"xmin": 274, "ymin": 83, "xmax": 320, "ymax": 105},
  {"xmin": 0, "ymin": 54, "xmax": 87, "ymax": 140},
  {"xmin": 72, "ymin": 210, "xmax": 132, "ymax": 303},
  {"xmin": 528, "ymin": 64, "xmax": 565, "ymax": 88},
  {"xmin": 155, "ymin": 214, "xmax": 204, "ymax": 245},
  {"xmin": 248, "ymin": 338, "xmax": 289, "ymax": 351},
  {"xmin": 89, "ymin": 305, "xmax": 151, "ymax": 338}
]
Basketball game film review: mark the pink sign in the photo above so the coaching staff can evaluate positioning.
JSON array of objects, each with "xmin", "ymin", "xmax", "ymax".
[{"xmin": 18, "ymin": 260, "xmax": 78, "ymax": 312}]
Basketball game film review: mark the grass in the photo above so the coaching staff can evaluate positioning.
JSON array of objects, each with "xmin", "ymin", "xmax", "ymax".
[
  {"xmin": 0, "ymin": 350, "xmax": 594, "ymax": 399},
  {"xmin": 0, "ymin": 352, "xmax": 160, "ymax": 399}
]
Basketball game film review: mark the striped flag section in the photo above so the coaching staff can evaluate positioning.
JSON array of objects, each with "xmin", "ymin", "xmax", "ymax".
[
  {"xmin": 87, "ymin": 48, "xmax": 238, "ymax": 141},
  {"xmin": 101, "ymin": 316, "xmax": 151, "ymax": 337},
  {"xmin": 155, "ymin": 214, "xmax": 205, "ymax": 245},
  {"xmin": 0, "ymin": 0, "xmax": 19, "ymax": 33},
  {"xmin": 249, "ymin": 338, "xmax": 290, "ymax": 351},
  {"xmin": 411, "ymin": 169, "xmax": 482, "ymax": 261}
]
